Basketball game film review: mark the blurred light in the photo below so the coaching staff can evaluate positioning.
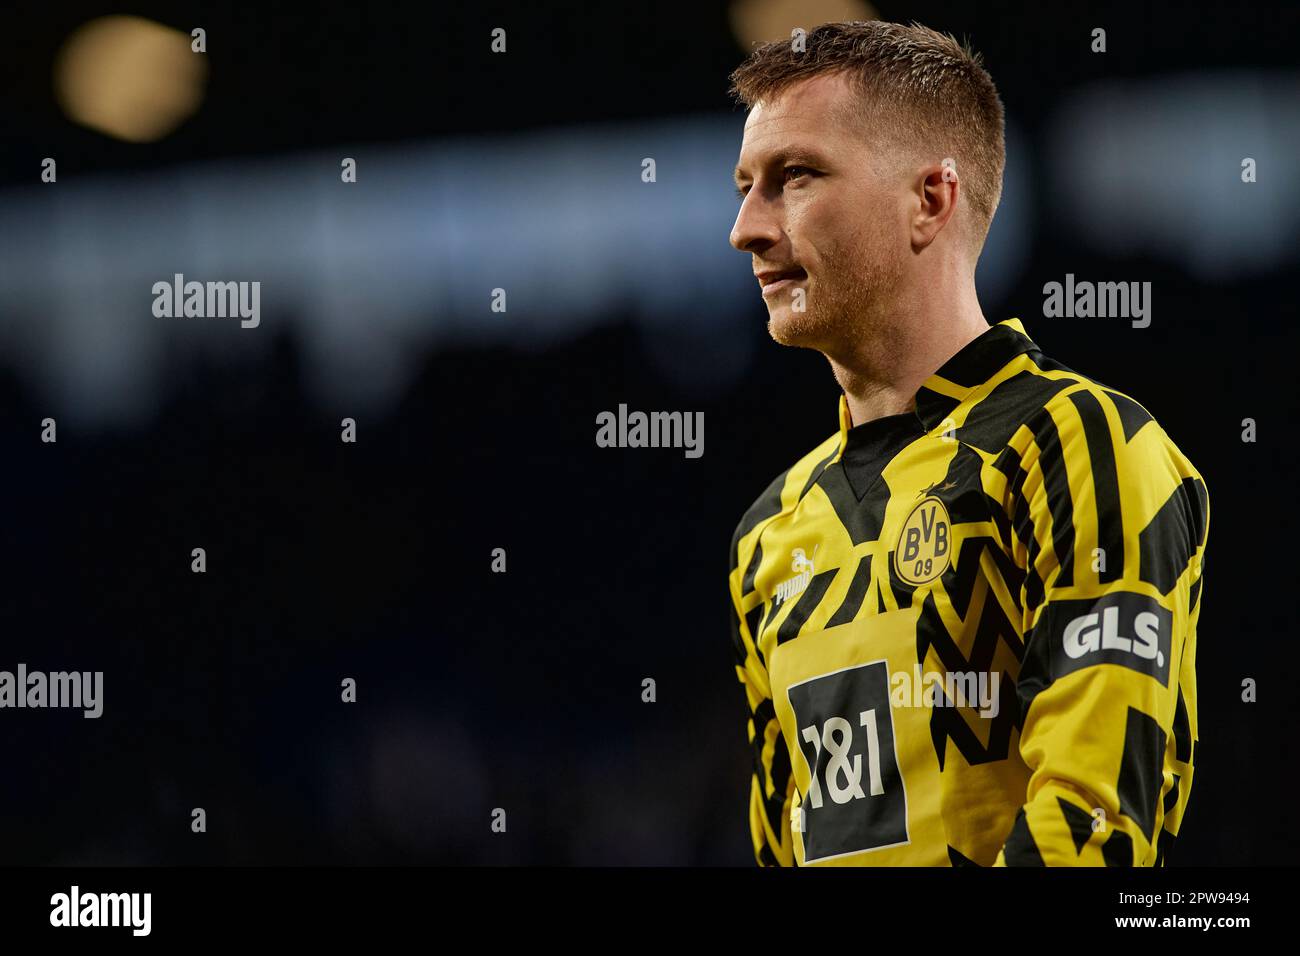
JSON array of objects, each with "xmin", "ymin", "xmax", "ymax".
[
  {"xmin": 0, "ymin": 113, "xmax": 1028, "ymax": 426},
  {"xmin": 1046, "ymin": 72, "xmax": 1300, "ymax": 279},
  {"xmin": 54, "ymin": 15, "xmax": 208, "ymax": 143},
  {"xmin": 729, "ymin": 0, "xmax": 876, "ymax": 51}
]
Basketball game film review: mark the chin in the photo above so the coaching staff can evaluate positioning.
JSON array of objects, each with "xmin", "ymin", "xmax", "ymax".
[{"xmin": 767, "ymin": 306, "xmax": 830, "ymax": 349}]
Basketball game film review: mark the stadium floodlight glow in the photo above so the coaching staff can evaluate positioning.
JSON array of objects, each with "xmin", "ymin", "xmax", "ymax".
[
  {"xmin": 728, "ymin": 0, "xmax": 877, "ymax": 50},
  {"xmin": 54, "ymin": 15, "xmax": 208, "ymax": 143}
]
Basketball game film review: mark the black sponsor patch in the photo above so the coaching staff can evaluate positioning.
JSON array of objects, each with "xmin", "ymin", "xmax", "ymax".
[
  {"xmin": 1022, "ymin": 592, "xmax": 1173, "ymax": 696},
  {"xmin": 786, "ymin": 661, "xmax": 907, "ymax": 862}
]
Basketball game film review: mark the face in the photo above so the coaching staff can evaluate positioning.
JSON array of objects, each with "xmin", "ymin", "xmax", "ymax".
[{"xmin": 730, "ymin": 72, "xmax": 908, "ymax": 355}]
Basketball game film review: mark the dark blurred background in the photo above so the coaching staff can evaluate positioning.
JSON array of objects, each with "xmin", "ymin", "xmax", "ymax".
[{"xmin": 0, "ymin": 0, "xmax": 1295, "ymax": 865}]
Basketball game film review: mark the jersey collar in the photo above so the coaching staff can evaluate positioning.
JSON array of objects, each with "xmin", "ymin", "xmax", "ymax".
[{"xmin": 836, "ymin": 318, "xmax": 1038, "ymax": 450}]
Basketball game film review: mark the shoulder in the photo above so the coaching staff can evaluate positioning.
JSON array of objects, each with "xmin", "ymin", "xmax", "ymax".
[
  {"xmin": 1008, "ymin": 349, "xmax": 1209, "ymax": 546},
  {"xmin": 956, "ymin": 347, "xmax": 1158, "ymax": 453},
  {"xmin": 1027, "ymin": 350, "xmax": 1199, "ymax": 482},
  {"xmin": 963, "ymin": 345, "xmax": 1194, "ymax": 472},
  {"xmin": 730, "ymin": 430, "xmax": 841, "ymax": 574},
  {"xmin": 1030, "ymin": 350, "xmax": 1160, "ymax": 444}
]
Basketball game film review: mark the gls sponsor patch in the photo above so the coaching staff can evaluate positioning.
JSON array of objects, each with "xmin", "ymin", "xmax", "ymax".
[{"xmin": 1033, "ymin": 592, "xmax": 1173, "ymax": 686}]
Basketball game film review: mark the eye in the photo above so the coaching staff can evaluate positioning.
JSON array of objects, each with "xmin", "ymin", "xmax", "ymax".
[
  {"xmin": 735, "ymin": 183, "xmax": 749, "ymax": 201},
  {"xmin": 783, "ymin": 165, "xmax": 814, "ymax": 184}
]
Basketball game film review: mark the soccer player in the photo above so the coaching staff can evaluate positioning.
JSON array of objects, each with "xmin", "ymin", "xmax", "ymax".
[{"xmin": 726, "ymin": 21, "xmax": 1208, "ymax": 866}]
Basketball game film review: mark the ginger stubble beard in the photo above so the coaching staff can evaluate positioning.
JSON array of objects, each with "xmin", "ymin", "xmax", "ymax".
[{"xmin": 767, "ymin": 215, "xmax": 908, "ymax": 393}]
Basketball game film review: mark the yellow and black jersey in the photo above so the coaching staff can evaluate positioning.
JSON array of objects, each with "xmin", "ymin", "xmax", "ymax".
[{"xmin": 729, "ymin": 318, "xmax": 1208, "ymax": 866}]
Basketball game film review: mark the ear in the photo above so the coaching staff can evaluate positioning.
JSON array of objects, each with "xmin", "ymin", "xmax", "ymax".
[{"xmin": 911, "ymin": 160, "xmax": 960, "ymax": 250}]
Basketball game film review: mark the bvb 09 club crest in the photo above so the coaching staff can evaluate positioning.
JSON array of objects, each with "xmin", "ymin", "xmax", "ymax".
[{"xmin": 894, "ymin": 496, "xmax": 952, "ymax": 586}]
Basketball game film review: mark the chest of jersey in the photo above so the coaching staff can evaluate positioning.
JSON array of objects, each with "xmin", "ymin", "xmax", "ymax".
[{"xmin": 750, "ymin": 432, "xmax": 1029, "ymax": 864}]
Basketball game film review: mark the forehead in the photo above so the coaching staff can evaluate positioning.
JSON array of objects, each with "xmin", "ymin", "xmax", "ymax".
[{"xmin": 739, "ymin": 72, "xmax": 858, "ymax": 154}]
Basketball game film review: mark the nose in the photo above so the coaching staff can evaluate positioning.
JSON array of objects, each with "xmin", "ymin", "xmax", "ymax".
[{"xmin": 729, "ymin": 191, "xmax": 781, "ymax": 254}]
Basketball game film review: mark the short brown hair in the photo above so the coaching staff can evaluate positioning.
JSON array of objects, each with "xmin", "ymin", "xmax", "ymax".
[{"xmin": 729, "ymin": 20, "xmax": 1006, "ymax": 254}]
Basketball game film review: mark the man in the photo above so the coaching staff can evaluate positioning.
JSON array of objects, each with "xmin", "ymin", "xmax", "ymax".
[{"xmin": 726, "ymin": 21, "xmax": 1207, "ymax": 866}]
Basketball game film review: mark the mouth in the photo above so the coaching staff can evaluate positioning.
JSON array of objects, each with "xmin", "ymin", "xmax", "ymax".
[{"xmin": 757, "ymin": 267, "xmax": 807, "ymax": 298}]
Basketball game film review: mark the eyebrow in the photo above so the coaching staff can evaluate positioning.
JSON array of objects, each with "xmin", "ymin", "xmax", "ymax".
[{"xmin": 733, "ymin": 146, "xmax": 830, "ymax": 186}]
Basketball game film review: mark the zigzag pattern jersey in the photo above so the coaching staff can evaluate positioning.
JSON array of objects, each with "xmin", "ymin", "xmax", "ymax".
[{"xmin": 728, "ymin": 319, "xmax": 1209, "ymax": 866}]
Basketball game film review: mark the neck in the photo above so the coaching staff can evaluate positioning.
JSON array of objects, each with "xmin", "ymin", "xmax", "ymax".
[{"xmin": 827, "ymin": 276, "xmax": 990, "ymax": 428}]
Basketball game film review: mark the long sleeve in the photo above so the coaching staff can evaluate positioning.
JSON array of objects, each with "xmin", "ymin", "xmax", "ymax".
[
  {"xmin": 994, "ymin": 386, "xmax": 1207, "ymax": 866},
  {"xmin": 731, "ymin": 533, "xmax": 796, "ymax": 866}
]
